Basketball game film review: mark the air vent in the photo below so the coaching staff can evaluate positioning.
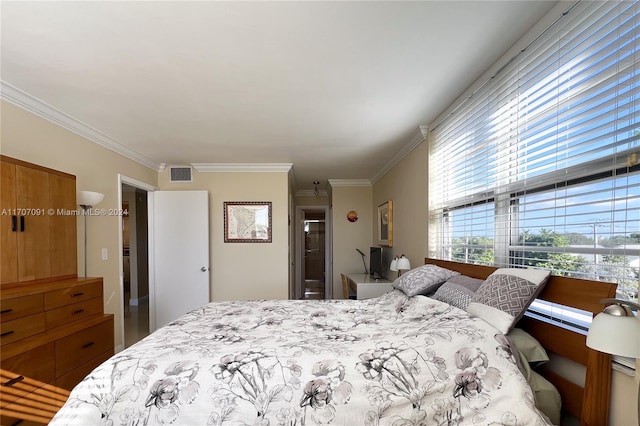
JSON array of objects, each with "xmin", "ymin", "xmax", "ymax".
[{"xmin": 169, "ymin": 166, "xmax": 193, "ymax": 182}]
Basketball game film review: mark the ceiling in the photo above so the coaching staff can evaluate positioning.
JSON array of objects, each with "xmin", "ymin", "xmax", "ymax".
[{"xmin": 1, "ymin": 1, "xmax": 558, "ymax": 192}]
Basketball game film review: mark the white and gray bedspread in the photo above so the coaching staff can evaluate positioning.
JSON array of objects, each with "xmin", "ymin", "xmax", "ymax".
[{"xmin": 51, "ymin": 290, "xmax": 551, "ymax": 425}]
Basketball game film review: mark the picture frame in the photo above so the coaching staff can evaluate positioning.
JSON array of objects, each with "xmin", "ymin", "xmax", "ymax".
[
  {"xmin": 224, "ymin": 201, "xmax": 272, "ymax": 243},
  {"xmin": 377, "ymin": 200, "xmax": 393, "ymax": 247}
]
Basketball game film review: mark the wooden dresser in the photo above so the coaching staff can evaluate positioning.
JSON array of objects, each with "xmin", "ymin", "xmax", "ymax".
[
  {"xmin": 1, "ymin": 277, "xmax": 114, "ymax": 386},
  {"xmin": 0, "ymin": 156, "xmax": 114, "ymax": 424}
]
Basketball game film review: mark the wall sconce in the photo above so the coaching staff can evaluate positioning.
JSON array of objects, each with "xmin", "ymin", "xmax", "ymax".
[
  {"xmin": 313, "ymin": 181, "xmax": 320, "ymax": 197},
  {"xmin": 586, "ymin": 298, "xmax": 640, "ymax": 424},
  {"xmin": 390, "ymin": 255, "xmax": 411, "ymax": 278},
  {"xmin": 78, "ymin": 190, "xmax": 105, "ymax": 278}
]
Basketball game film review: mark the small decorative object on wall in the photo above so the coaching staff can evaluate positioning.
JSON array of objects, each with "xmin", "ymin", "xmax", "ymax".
[
  {"xmin": 224, "ymin": 201, "xmax": 272, "ymax": 243},
  {"xmin": 377, "ymin": 200, "xmax": 393, "ymax": 247},
  {"xmin": 347, "ymin": 210, "xmax": 359, "ymax": 222}
]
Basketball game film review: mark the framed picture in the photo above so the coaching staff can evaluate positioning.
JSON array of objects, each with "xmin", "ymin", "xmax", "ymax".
[
  {"xmin": 224, "ymin": 201, "xmax": 272, "ymax": 243},
  {"xmin": 377, "ymin": 200, "xmax": 393, "ymax": 247}
]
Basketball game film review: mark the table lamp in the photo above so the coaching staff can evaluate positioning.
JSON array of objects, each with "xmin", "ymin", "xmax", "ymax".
[
  {"xmin": 586, "ymin": 298, "xmax": 640, "ymax": 424},
  {"xmin": 390, "ymin": 255, "xmax": 411, "ymax": 278}
]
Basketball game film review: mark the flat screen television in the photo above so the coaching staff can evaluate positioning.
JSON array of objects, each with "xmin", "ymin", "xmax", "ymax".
[{"xmin": 370, "ymin": 247, "xmax": 391, "ymax": 279}]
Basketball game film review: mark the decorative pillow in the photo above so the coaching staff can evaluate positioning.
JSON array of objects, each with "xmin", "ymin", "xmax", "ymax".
[
  {"xmin": 467, "ymin": 268, "xmax": 550, "ymax": 333},
  {"xmin": 392, "ymin": 265, "xmax": 460, "ymax": 297},
  {"xmin": 508, "ymin": 328, "xmax": 550, "ymax": 366},
  {"xmin": 431, "ymin": 275, "xmax": 484, "ymax": 310}
]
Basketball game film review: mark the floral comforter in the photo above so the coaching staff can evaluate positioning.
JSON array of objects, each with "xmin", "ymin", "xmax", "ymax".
[{"xmin": 51, "ymin": 290, "xmax": 550, "ymax": 426}]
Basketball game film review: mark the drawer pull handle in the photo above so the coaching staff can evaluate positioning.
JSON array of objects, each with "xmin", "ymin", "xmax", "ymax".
[
  {"xmin": 19, "ymin": 216, "xmax": 25, "ymax": 232},
  {"xmin": 11, "ymin": 215, "xmax": 17, "ymax": 232},
  {"xmin": 82, "ymin": 341, "xmax": 95, "ymax": 349},
  {"xmin": 0, "ymin": 308, "xmax": 13, "ymax": 314},
  {"xmin": 2, "ymin": 375, "xmax": 24, "ymax": 387},
  {"xmin": 72, "ymin": 309, "xmax": 85, "ymax": 315},
  {"xmin": 1, "ymin": 330, "xmax": 15, "ymax": 337},
  {"xmin": 71, "ymin": 292, "xmax": 84, "ymax": 297}
]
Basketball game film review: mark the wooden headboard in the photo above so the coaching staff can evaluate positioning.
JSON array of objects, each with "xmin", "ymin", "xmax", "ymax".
[{"xmin": 424, "ymin": 258, "xmax": 617, "ymax": 426}]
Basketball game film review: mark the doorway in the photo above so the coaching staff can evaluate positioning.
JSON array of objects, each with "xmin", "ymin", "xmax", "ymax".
[
  {"xmin": 119, "ymin": 179, "xmax": 152, "ymax": 349},
  {"xmin": 296, "ymin": 207, "xmax": 331, "ymax": 299},
  {"xmin": 304, "ymin": 211, "xmax": 325, "ymax": 299}
]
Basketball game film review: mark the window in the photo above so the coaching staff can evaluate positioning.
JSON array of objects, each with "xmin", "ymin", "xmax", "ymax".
[{"xmin": 429, "ymin": 1, "xmax": 639, "ymax": 307}]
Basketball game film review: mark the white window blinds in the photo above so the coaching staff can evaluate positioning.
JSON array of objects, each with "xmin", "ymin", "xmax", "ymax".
[{"xmin": 429, "ymin": 0, "xmax": 639, "ymax": 302}]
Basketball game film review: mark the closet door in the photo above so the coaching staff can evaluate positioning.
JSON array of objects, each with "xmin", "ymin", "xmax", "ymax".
[
  {"xmin": 151, "ymin": 190, "xmax": 209, "ymax": 331},
  {"xmin": 16, "ymin": 165, "xmax": 51, "ymax": 281},
  {"xmin": 49, "ymin": 174, "xmax": 77, "ymax": 277},
  {"xmin": 1, "ymin": 161, "xmax": 18, "ymax": 283}
]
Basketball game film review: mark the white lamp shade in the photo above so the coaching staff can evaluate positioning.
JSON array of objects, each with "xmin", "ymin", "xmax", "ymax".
[
  {"xmin": 586, "ymin": 312, "xmax": 640, "ymax": 358},
  {"xmin": 78, "ymin": 190, "xmax": 104, "ymax": 207},
  {"xmin": 389, "ymin": 258, "xmax": 398, "ymax": 272},
  {"xmin": 397, "ymin": 256, "xmax": 411, "ymax": 271}
]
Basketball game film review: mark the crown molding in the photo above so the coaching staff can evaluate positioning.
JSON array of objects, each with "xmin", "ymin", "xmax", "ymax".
[
  {"xmin": 0, "ymin": 81, "xmax": 162, "ymax": 171},
  {"xmin": 370, "ymin": 125, "xmax": 428, "ymax": 184},
  {"xmin": 2, "ymin": 80, "xmax": 428, "ymax": 185},
  {"xmin": 192, "ymin": 163, "xmax": 293, "ymax": 173},
  {"xmin": 328, "ymin": 179, "xmax": 372, "ymax": 187}
]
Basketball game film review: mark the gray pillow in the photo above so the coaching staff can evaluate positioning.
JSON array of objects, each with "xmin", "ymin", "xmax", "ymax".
[
  {"xmin": 431, "ymin": 275, "xmax": 484, "ymax": 310},
  {"xmin": 392, "ymin": 265, "xmax": 460, "ymax": 297},
  {"xmin": 467, "ymin": 268, "xmax": 550, "ymax": 333}
]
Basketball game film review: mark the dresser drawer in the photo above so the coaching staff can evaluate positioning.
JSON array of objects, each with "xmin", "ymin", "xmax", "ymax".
[
  {"xmin": 46, "ymin": 298, "xmax": 103, "ymax": 329},
  {"xmin": 0, "ymin": 344, "xmax": 55, "ymax": 409},
  {"xmin": 0, "ymin": 368, "xmax": 31, "ymax": 409},
  {"xmin": 1, "ymin": 343, "xmax": 55, "ymax": 385},
  {"xmin": 0, "ymin": 313, "xmax": 46, "ymax": 345},
  {"xmin": 44, "ymin": 282, "xmax": 102, "ymax": 310},
  {"xmin": 55, "ymin": 316, "xmax": 113, "ymax": 377},
  {"xmin": 56, "ymin": 349, "xmax": 112, "ymax": 391},
  {"xmin": 0, "ymin": 294, "xmax": 43, "ymax": 323},
  {"xmin": 0, "ymin": 369, "xmax": 68, "ymax": 422}
]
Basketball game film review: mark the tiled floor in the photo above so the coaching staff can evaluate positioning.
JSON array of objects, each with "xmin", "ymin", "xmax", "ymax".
[
  {"xmin": 124, "ymin": 298, "xmax": 150, "ymax": 348},
  {"xmin": 303, "ymin": 279, "xmax": 325, "ymax": 299}
]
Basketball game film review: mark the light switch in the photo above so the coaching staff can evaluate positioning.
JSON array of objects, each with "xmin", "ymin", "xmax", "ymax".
[{"xmin": 102, "ymin": 248, "xmax": 108, "ymax": 260}]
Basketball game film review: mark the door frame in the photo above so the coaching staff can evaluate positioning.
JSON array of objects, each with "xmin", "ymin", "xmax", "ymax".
[
  {"xmin": 295, "ymin": 205, "xmax": 332, "ymax": 299},
  {"xmin": 117, "ymin": 174, "xmax": 156, "ymax": 352}
]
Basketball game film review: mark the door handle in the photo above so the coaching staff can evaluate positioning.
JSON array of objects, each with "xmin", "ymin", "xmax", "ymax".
[{"xmin": 201, "ymin": 267, "xmax": 208, "ymax": 272}]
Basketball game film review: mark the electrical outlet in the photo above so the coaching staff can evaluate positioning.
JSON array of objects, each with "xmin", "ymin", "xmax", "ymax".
[{"xmin": 102, "ymin": 248, "xmax": 108, "ymax": 260}]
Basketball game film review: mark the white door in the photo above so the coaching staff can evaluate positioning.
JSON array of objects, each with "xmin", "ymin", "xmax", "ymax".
[{"xmin": 151, "ymin": 190, "xmax": 209, "ymax": 331}]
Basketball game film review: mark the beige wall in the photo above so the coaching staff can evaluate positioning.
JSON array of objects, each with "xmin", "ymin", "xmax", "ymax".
[
  {"xmin": 330, "ymin": 183, "xmax": 372, "ymax": 298},
  {"xmin": 158, "ymin": 169, "xmax": 290, "ymax": 301},
  {"xmin": 372, "ymin": 140, "xmax": 428, "ymax": 277},
  {"xmin": 0, "ymin": 101, "xmax": 158, "ymax": 349},
  {"xmin": 610, "ymin": 368, "xmax": 638, "ymax": 426}
]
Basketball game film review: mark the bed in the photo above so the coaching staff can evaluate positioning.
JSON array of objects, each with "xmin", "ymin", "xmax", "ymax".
[
  {"xmin": 50, "ymin": 258, "xmax": 616, "ymax": 425},
  {"xmin": 422, "ymin": 258, "xmax": 617, "ymax": 426}
]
